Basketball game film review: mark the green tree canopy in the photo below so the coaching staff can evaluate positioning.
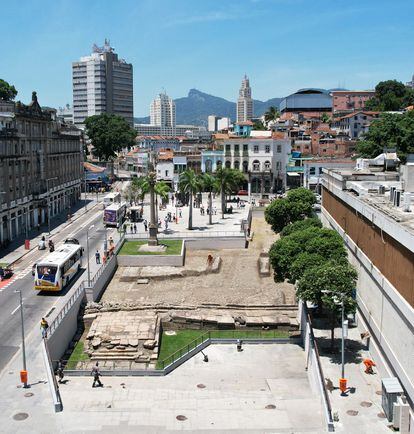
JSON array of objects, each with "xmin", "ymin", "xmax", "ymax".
[
  {"xmin": 84, "ymin": 113, "xmax": 136, "ymax": 161},
  {"xmin": 357, "ymin": 110, "xmax": 414, "ymax": 162},
  {"xmin": 215, "ymin": 168, "xmax": 245, "ymax": 218},
  {"xmin": 269, "ymin": 227, "xmax": 347, "ymax": 282},
  {"xmin": 280, "ymin": 217, "xmax": 322, "ymax": 237},
  {"xmin": 0, "ymin": 79, "xmax": 18, "ymax": 101},
  {"xmin": 365, "ymin": 79, "xmax": 414, "ymax": 111},
  {"xmin": 253, "ymin": 120, "xmax": 267, "ymax": 130},
  {"xmin": 264, "ymin": 106, "xmax": 280, "ymax": 124},
  {"xmin": 265, "ymin": 188, "xmax": 316, "ymax": 233}
]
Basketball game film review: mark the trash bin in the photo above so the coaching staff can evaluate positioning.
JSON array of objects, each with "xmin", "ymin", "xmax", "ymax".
[
  {"xmin": 20, "ymin": 370, "xmax": 28, "ymax": 384},
  {"xmin": 24, "ymin": 239, "xmax": 30, "ymax": 250}
]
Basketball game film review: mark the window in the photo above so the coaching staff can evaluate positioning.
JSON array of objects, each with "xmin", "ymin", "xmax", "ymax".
[
  {"xmin": 205, "ymin": 159, "xmax": 212, "ymax": 173},
  {"xmin": 276, "ymin": 161, "xmax": 281, "ymax": 170},
  {"xmin": 252, "ymin": 160, "xmax": 260, "ymax": 171},
  {"xmin": 165, "ymin": 170, "xmax": 169, "ymax": 177},
  {"xmin": 310, "ymin": 167, "xmax": 316, "ymax": 175},
  {"xmin": 225, "ymin": 160, "xmax": 231, "ymax": 169},
  {"xmin": 277, "ymin": 145, "xmax": 281, "ymax": 153},
  {"xmin": 253, "ymin": 145, "xmax": 259, "ymax": 153},
  {"xmin": 243, "ymin": 144, "xmax": 248, "ymax": 152},
  {"xmin": 234, "ymin": 144, "xmax": 239, "ymax": 152},
  {"xmin": 234, "ymin": 160, "xmax": 240, "ymax": 170},
  {"xmin": 225, "ymin": 144, "xmax": 231, "ymax": 151},
  {"xmin": 265, "ymin": 145, "xmax": 270, "ymax": 153},
  {"xmin": 264, "ymin": 161, "xmax": 271, "ymax": 171},
  {"xmin": 242, "ymin": 160, "xmax": 248, "ymax": 173}
]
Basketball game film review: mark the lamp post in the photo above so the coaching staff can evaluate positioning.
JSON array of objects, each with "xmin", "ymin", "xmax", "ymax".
[
  {"xmin": 86, "ymin": 224, "xmax": 94, "ymax": 286},
  {"xmin": 84, "ymin": 169, "xmax": 88, "ymax": 213},
  {"xmin": 46, "ymin": 177, "xmax": 58, "ymax": 235},
  {"xmin": 14, "ymin": 290, "xmax": 28, "ymax": 388}
]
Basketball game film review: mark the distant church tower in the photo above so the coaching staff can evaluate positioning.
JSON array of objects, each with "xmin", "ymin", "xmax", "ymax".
[{"xmin": 237, "ymin": 75, "xmax": 253, "ymax": 123}]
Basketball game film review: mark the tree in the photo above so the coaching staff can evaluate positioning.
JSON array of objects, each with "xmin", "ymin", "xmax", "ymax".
[
  {"xmin": 154, "ymin": 181, "xmax": 170, "ymax": 221},
  {"xmin": 264, "ymin": 106, "xmax": 280, "ymax": 125},
  {"xmin": 179, "ymin": 169, "xmax": 201, "ymax": 230},
  {"xmin": 84, "ymin": 113, "xmax": 136, "ymax": 161},
  {"xmin": 357, "ymin": 111, "xmax": 414, "ymax": 162},
  {"xmin": 297, "ymin": 262, "xmax": 357, "ymax": 348},
  {"xmin": 321, "ymin": 112, "xmax": 330, "ymax": 123},
  {"xmin": 124, "ymin": 182, "xmax": 140, "ymax": 206},
  {"xmin": 0, "ymin": 79, "xmax": 17, "ymax": 101},
  {"xmin": 280, "ymin": 217, "xmax": 322, "ymax": 237},
  {"xmin": 253, "ymin": 119, "xmax": 267, "ymax": 130},
  {"xmin": 265, "ymin": 188, "xmax": 315, "ymax": 233},
  {"xmin": 269, "ymin": 227, "xmax": 347, "ymax": 282},
  {"xmin": 201, "ymin": 173, "xmax": 219, "ymax": 225},
  {"xmin": 365, "ymin": 80, "xmax": 414, "ymax": 111},
  {"xmin": 215, "ymin": 168, "xmax": 245, "ymax": 218}
]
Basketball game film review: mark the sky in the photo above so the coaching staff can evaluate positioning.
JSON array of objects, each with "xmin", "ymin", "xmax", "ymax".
[{"xmin": 1, "ymin": 0, "xmax": 414, "ymax": 116}]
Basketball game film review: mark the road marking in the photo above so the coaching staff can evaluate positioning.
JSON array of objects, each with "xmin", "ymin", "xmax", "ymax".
[{"xmin": 10, "ymin": 304, "xmax": 21, "ymax": 315}]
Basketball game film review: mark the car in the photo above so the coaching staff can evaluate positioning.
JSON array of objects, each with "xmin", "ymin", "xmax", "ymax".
[
  {"xmin": 237, "ymin": 189, "xmax": 248, "ymax": 196},
  {"xmin": 64, "ymin": 238, "xmax": 80, "ymax": 245}
]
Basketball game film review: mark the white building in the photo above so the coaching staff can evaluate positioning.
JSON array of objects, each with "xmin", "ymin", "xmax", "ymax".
[
  {"xmin": 134, "ymin": 123, "xmax": 210, "ymax": 139},
  {"xmin": 150, "ymin": 92, "xmax": 176, "ymax": 135},
  {"xmin": 208, "ymin": 115, "xmax": 231, "ymax": 132},
  {"xmin": 237, "ymin": 75, "xmax": 253, "ymax": 123},
  {"xmin": 72, "ymin": 39, "xmax": 133, "ymax": 127},
  {"xmin": 56, "ymin": 104, "xmax": 74, "ymax": 124}
]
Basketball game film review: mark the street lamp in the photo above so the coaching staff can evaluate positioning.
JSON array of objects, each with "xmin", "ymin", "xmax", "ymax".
[
  {"xmin": 14, "ymin": 290, "xmax": 28, "ymax": 388},
  {"xmin": 86, "ymin": 224, "xmax": 95, "ymax": 286},
  {"xmin": 46, "ymin": 177, "xmax": 58, "ymax": 235}
]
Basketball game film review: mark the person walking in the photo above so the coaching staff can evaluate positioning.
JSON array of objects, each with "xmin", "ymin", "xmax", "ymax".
[
  {"xmin": 95, "ymin": 250, "xmax": 101, "ymax": 264},
  {"xmin": 91, "ymin": 362, "xmax": 103, "ymax": 388},
  {"xmin": 179, "ymin": 208, "xmax": 182, "ymax": 218},
  {"xmin": 143, "ymin": 219, "xmax": 148, "ymax": 231},
  {"xmin": 40, "ymin": 317, "xmax": 49, "ymax": 338},
  {"xmin": 56, "ymin": 360, "xmax": 64, "ymax": 384},
  {"xmin": 133, "ymin": 224, "xmax": 137, "ymax": 234}
]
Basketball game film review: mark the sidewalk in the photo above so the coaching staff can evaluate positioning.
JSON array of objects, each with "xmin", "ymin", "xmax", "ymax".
[
  {"xmin": 313, "ymin": 322, "xmax": 390, "ymax": 433},
  {"xmin": 0, "ymin": 198, "xmax": 99, "ymax": 267}
]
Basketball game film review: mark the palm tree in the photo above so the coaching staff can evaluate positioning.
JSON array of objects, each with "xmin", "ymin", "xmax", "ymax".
[
  {"xmin": 179, "ymin": 169, "xmax": 201, "ymax": 230},
  {"xmin": 264, "ymin": 106, "xmax": 280, "ymax": 125},
  {"xmin": 154, "ymin": 181, "xmax": 170, "ymax": 221},
  {"xmin": 215, "ymin": 168, "xmax": 245, "ymax": 219},
  {"xmin": 201, "ymin": 173, "xmax": 219, "ymax": 225}
]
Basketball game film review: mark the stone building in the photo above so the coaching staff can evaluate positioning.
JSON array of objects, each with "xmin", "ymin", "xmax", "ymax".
[{"xmin": 0, "ymin": 92, "xmax": 82, "ymax": 244}]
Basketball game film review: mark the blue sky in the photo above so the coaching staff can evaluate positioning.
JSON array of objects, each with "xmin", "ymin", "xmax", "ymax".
[{"xmin": 2, "ymin": 0, "xmax": 414, "ymax": 116}]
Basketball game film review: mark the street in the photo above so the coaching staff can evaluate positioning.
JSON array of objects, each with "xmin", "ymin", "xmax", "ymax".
[{"xmin": 0, "ymin": 200, "xmax": 117, "ymax": 373}]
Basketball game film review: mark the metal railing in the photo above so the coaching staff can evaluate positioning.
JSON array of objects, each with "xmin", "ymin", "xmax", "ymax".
[
  {"xmin": 125, "ymin": 230, "xmax": 245, "ymax": 239},
  {"xmin": 47, "ymin": 282, "xmax": 85, "ymax": 337}
]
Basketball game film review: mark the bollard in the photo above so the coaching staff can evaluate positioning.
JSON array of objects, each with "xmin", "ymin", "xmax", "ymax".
[
  {"xmin": 20, "ymin": 370, "xmax": 28, "ymax": 386},
  {"xmin": 339, "ymin": 378, "xmax": 347, "ymax": 394}
]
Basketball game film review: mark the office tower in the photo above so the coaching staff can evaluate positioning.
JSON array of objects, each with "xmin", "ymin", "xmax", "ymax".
[
  {"xmin": 150, "ymin": 92, "xmax": 176, "ymax": 135},
  {"xmin": 72, "ymin": 39, "xmax": 133, "ymax": 127},
  {"xmin": 237, "ymin": 75, "xmax": 253, "ymax": 123}
]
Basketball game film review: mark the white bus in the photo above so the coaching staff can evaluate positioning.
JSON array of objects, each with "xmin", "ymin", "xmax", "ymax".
[
  {"xmin": 103, "ymin": 192, "xmax": 121, "ymax": 208},
  {"xmin": 103, "ymin": 202, "xmax": 126, "ymax": 228},
  {"xmin": 34, "ymin": 244, "xmax": 83, "ymax": 292}
]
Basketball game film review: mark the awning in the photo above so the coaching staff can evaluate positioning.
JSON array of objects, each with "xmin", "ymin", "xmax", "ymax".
[{"xmin": 287, "ymin": 172, "xmax": 301, "ymax": 177}]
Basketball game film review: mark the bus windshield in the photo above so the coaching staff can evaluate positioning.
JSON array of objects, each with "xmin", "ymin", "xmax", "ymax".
[{"xmin": 37, "ymin": 265, "xmax": 58, "ymax": 282}]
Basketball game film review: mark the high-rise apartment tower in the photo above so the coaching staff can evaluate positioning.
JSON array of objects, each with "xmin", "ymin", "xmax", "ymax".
[
  {"xmin": 150, "ymin": 92, "xmax": 176, "ymax": 135},
  {"xmin": 237, "ymin": 75, "xmax": 253, "ymax": 123},
  {"xmin": 72, "ymin": 40, "xmax": 133, "ymax": 127}
]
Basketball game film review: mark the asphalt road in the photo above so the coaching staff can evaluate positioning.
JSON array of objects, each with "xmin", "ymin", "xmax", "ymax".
[{"xmin": 0, "ymin": 204, "xmax": 115, "ymax": 373}]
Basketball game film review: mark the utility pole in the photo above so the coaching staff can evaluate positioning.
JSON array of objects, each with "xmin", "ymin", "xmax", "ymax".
[
  {"xmin": 86, "ymin": 224, "xmax": 94, "ymax": 286},
  {"xmin": 15, "ymin": 290, "xmax": 28, "ymax": 388}
]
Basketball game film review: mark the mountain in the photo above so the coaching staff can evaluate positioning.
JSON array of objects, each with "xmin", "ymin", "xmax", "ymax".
[{"xmin": 134, "ymin": 89, "xmax": 282, "ymax": 126}]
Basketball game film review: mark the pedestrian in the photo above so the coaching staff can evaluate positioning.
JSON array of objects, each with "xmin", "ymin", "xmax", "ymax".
[
  {"xmin": 109, "ymin": 236, "xmax": 114, "ymax": 246},
  {"xmin": 56, "ymin": 360, "xmax": 64, "ymax": 384},
  {"xmin": 363, "ymin": 358, "xmax": 376, "ymax": 374},
  {"xmin": 214, "ymin": 206, "xmax": 217, "ymax": 215},
  {"xmin": 133, "ymin": 224, "xmax": 137, "ymax": 234},
  {"xmin": 91, "ymin": 362, "xmax": 103, "ymax": 388},
  {"xmin": 143, "ymin": 220, "xmax": 148, "ymax": 231},
  {"xmin": 40, "ymin": 317, "xmax": 49, "ymax": 338},
  {"xmin": 37, "ymin": 223, "xmax": 40, "ymax": 232},
  {"xmin": 179, "ymin": 208, "xmax": 182, "ymax": 218},
  {"xmin": 95, "ymin": 250, "xmax": 101, "ymax": 264},
  {"xmin": 158, "ymin": 218, "xmax": 161, "ymax": 228},
  {"xmin": 237, "ymin": 339, "xmax": 242, "ymax": 352}
]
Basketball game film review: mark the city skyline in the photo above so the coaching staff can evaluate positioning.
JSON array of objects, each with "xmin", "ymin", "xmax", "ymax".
[{"xmin": 1, "ymin": 0, "xmax": 414, "ymax": 116}]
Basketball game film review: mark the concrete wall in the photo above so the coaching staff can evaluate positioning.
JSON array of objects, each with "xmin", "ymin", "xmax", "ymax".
[
  {"xmin": 185, "ymin": 237, "xmax": 245, "ymax": 250},
  {"xmin": 322, "ymin": 208, "xmax": 414, "ymax": 405},
  {"xmin": 47, "ymin": 290, "xmax": 85, "ymax": 364},
  {"xmin": 85, "ymin": 254, "xmax": 118, "ymax": 302}
]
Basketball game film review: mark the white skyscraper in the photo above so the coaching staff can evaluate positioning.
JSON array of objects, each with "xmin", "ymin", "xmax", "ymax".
[
  {"xmin": 150, "ymin": 92, "xmax": 176, "ymax": 135},
  {"xmin": 237, "ymin": 75, "xmax": 253, "ymax": 123},
  {"xmin": 72, "ymin": 40, "xmax": 133, "ymax": 127}
]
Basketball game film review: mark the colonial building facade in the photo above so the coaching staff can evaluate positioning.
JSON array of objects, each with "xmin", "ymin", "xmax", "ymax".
[{"xmin": 0, "ymin": 93, "xmax": 82, "ymax": 244}]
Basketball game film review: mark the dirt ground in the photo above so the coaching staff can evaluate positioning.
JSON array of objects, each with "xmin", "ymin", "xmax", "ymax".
[{"xmin": 102, "ymin": 214, "xmax": 295, "ymax": 307}]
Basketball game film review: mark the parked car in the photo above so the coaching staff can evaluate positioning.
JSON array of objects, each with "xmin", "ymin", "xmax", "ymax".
[
  {"xmin": 237, "ymin": 189, "xmax": 248, "ymax": 196},
  {"xmin": 64, "ymin": 238, "xmax": 80, "ymax": 245}
]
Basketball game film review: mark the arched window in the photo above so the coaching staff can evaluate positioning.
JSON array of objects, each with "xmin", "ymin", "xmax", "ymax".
[
  {"xmin": 242, "ymin": 160, "xmax": 248, "ymax": 173},
  {"xmin": 264, "ymin": 161, "xmax": 271, "ymax": 171},
  {"xmin": 205, "ymin": 159, "xmax": 212, "ymax": 173},
  {"xmin": 225, "ymin": 160, "xmax": 231, "ymax": 169},
  {"xmin": 252, "ymin": 160, "xmax": 260, "ymax": 172},
  {"xmin": 234, "ymin": 160, "xmax": 240, "ymax": 170},
  {"xmin": 216, "ymin": 160, "xmax": 222, "ymax": 170}
]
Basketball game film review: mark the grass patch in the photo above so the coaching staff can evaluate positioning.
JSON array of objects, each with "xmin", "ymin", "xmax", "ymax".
[
  {"xmin": 118, "ymin": 239, "xmax": 183, "ymax": 255},
  {"xmin": 66, "ymin": 340, "xmax": 90, "ymax": 369},
  {"xmin": 156, "ymin": 328, "xmax": 289, "ymax": 369}
]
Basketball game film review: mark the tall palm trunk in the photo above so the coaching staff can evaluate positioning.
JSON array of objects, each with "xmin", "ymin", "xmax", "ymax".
[
  {"xmin": 155, "ymin": 194, "xmax": 159, "ymax": 222},
  {"xmin": 208, "ymin": 190, "xmax": 213, "ymax": 225},
  {"xmin": 221, "ymin": 183, "xmax": 225, "ymax": 219},
  {"xmin": 188, "ymin": 192, "xmax": 193, "ymax": 230}
]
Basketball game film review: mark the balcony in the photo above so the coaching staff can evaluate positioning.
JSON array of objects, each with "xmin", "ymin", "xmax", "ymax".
[{"xmin": 242, "ymin": 150, "xmax": 249, "ymax": 157}]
